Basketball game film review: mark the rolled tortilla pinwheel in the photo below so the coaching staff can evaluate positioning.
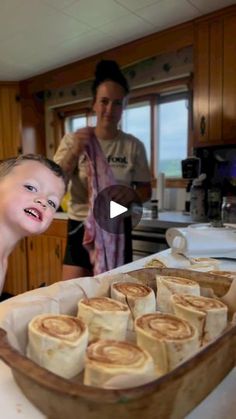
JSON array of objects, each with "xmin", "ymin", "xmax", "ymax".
[
  {"xmin": 156, "ymin": 275, "xmax": 200, "ymax": 313},
  {"xmin": 84, "ymin": 339, "xmax": 157, "ymax": 389},
  {"xmin": 77, "ymin": 297, "xmax": 129, "ymax": 342},
  {"xmin": 135, "ymin": 312, "xmax": 199, "ymax": 376},
  {"xmin": 171, "ymin": 293, "xmax": 228, "ymax": 345},
  {"xmin": 27, "ymin": 314, "xmax": 88, "ymax": 379},
  {"xmin": 110, "ymin": 282, "xmax": 156, "ymax": 330}
]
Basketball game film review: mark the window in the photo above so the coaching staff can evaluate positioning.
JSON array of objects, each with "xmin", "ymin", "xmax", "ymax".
[
  {"xmin": 122, "ymin": 101, "xmax": 151, "ymax": 162},
  {"xmin": 158, "ymin": 94, "xmax": 189, "ymax": 178},
  {"xmin": 122, "ymin": 90, "xmax": 190, "ymax": 181},
  {"xmin": 66, "ymin": 114, "xmax": 87, "ymax": 132}
]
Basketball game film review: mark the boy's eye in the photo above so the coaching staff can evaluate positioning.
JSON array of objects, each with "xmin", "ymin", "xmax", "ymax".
[
  {"xmin": 24, "ymin": 184, "xmax": 37, "ymax": 192},
  {"xmin": 48, "ymin": 199, "xmax": 56, "ymax": 209}
]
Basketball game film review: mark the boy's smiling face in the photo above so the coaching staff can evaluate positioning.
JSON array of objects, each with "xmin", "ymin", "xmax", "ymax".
[{"xmin": 0, "ymin": 160, "xmax": 65, "ymax": 237}]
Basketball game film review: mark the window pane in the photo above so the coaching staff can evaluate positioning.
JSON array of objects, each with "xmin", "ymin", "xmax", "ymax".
[
  {"xmin": 66, "ymin": 115, "xmax": 87, "ymax": 132},
  {"xmin": 158, "ymin": 99, "xmax": 188, "ymax": 177},
  {"xmin": 122, "ymin": 102, "xmax": 151, "ymax": 162}
]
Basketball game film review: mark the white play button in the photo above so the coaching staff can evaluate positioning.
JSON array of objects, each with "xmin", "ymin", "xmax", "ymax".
[
  {"xmin": 93, "ymin": 185, "xmax": 143, "ymax": 233},
  {"xmin": 110, "ymin": 200, "xmax": 128, "ymax": 219}
]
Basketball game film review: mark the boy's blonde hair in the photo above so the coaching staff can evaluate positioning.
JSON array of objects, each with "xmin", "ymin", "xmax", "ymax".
[{"xmin": 0, "ymin": 154, "xmax": 67, "ymax": 188}]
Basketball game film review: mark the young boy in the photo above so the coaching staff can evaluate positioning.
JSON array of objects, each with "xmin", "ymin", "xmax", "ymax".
[{"xmin": 0, "ymin": 154, "xmax": 66, "ymax": 294}]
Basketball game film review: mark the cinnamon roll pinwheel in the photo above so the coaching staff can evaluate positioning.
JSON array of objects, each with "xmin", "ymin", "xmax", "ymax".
[
  {"xmin": 156, "ymin": 275, "xmax": 200, "ymax": 313},
  {"xmin": 145, "ymin": 258, "xmax": 166, "ymax": 268},
  {"xmin": 84, "ymin": 339, "xmax": 157, "ymax": 389},
  {"xmin": 190, "ymin": 257, "xmax": 220, "ymax": 269},
  {"xmin": 110, "ymin": 282, "xmax": 156, "ymax": 330},
  {"xmin": 135, "ymin": 312, "xmax": 199, "ymax": 376},
  {"xmin": 77, "ymin": 297, "xmax": 129, "ymax": 342},
  {"xmin": 27, "ymin": 314, "xmax": 88, "ymax": 379},
  {"xmin": 171, "ymin": 294, "xmax": 228, "ymax": 345}
]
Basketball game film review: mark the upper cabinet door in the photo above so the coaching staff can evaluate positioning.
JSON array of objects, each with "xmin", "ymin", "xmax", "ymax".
[
  {"xmin": 223, "ymin": 15, "xmax": 236, "ymax": 143},
  {"xmin": 194, "ymin": 11, "xmax": 236, "ymax": 147},
  {"xmin": 194, "ymin": 19, "xmax": 223, "ymax": 146}
]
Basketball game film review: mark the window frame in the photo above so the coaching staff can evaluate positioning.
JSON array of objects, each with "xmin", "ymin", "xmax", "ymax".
[{"xmin": 52, "ymin": 101, "xmax": 92, "ymax": 150}]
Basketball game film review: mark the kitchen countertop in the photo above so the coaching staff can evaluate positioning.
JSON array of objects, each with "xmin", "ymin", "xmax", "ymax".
[
  {"xmin": 135, "ymin": 211, "xmax": 195, "ymax": 231},
  {"xmin": 0, "ymin": 250, "xmax": 235, "ymax": 418},
  {"xmin": 54, "ymin": 210, "xmax": 195, "ymax": 231}
]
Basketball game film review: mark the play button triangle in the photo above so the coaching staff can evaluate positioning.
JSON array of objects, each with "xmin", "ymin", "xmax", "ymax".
[{"xmin": 110, "ymin": 200, "xmax": 128, "ymax": 219}]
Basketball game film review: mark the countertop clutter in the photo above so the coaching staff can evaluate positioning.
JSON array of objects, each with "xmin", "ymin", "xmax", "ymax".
[{"xmin": 0, "ymin": 250, "xmax": 236, "ymax": 419}]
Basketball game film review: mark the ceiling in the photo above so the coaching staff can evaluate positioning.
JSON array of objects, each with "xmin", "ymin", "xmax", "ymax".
[{"xmin": 0, "ymin": 0, "xmax": 234, "ymax": 82}]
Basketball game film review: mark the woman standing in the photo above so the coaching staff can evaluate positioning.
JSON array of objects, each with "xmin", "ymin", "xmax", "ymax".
[{"xmin": 54, "ymin": 60, "xmax": 151, "ymax": 280}]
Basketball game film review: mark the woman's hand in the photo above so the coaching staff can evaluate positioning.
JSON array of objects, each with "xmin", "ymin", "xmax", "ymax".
[
  {"xmin": 56, "ymin": 127, "xmax": 94, "ymax": 177},
  {"xmin": 71, "ymin": 127, "xmax": 94, "ymax": 157}
]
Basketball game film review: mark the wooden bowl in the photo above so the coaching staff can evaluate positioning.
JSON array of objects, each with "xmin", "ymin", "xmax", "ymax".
[
  {"xmin": 127, "ymin": 266, "xmax": 233, "ymax": 297},
  {"xmin": 0, "ymin": 268, "xmax": 235, "ymax": 419}
]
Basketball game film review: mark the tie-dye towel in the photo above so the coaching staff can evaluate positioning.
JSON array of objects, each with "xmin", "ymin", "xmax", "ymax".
[{"xmin": 83, "ymin": 136, "xmax": 124, "ymax": 275}]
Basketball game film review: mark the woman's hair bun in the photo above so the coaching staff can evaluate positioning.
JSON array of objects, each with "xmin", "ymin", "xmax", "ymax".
[
  {"xmin": 92, "ymin": 59, "xmax": 129, "ymax": 96},
  {"xmin": 95, "ymin": 60, "xmax": 121, "ymax": 79}
]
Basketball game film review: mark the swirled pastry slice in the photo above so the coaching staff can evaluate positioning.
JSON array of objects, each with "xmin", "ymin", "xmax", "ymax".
[
  {"xmin": 135, "ymin": 312, "xmax": 199, "ymax": 376},
  {"xmin": 27, "ymin": 314, "xmax": 88, "ymax": 379},
  {"xmin": 77, "ymin": 297, "xmax": 129, "ymax": 342},
  {"xmin": 111, "ymin": 282, "xmax": 156, "ymax": 330},
  {"xmin": 189, "ymin": 257, "xmax": 221, "ymax": 271},
  {"xmin": 171, "ymin": 294, "xmax": 228, "ymax": 345},
  {"xmin": 156, "ymin": 275, "xmax": 200, "ymax": 313},
  {"xmin": 145, "ymin": 258, "xmax": 166, "ymax": 268},
  {"xmin": 84, "ymin": 339, "xmax": 157, "ymax": 389}
]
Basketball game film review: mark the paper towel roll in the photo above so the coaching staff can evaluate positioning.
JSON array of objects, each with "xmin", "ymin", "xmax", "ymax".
[
  {"xmin": 157, "ymin": 172, "xmax": 165, "ymax": 211},
  {"xmin": 165, "ymin": 225, "xmax": 236, "ymax": 258}
]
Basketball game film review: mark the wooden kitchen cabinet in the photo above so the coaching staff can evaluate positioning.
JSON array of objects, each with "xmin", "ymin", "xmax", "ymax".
[
  {"xmin": 27, "ymin": 219, "xmax": 67, "ymax": 290},
  {"xmin": 3, "ymin": 239, "xmax": 28, "ymax": 295},
  {"xmin": 27, "ymin": 235, "xmax": 65, "ymax": 290},
  {"xmin": 3, "ymin": 218, "xmax": 67, "ymax": 295},
  {"xmin": 194, "ymin": 12, "xmax": 236, "ymax": 146}
]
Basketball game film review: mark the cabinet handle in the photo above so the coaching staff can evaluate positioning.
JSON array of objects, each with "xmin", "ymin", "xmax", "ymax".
[
  {"xmin": 55, "ymin": 244, "xmax": 60, "ymax": 259},
  {"xmin": 200, "ymin": 116, "xmax": 206, "ymax": 136}
]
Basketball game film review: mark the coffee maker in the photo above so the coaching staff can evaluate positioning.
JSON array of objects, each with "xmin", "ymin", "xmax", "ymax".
[{"xmin": 181, "ymin": 157, "xmax": 201, "ymax": 213}]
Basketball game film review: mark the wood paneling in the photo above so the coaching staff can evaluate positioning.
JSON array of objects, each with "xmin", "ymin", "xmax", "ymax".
[
  {"xmin": 20, "ymin": 86, "xmax": 46, "ymax": 155},
  {"xmin": 0, "ymin": 84, "xmax": 22, "ymax": 159}
]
